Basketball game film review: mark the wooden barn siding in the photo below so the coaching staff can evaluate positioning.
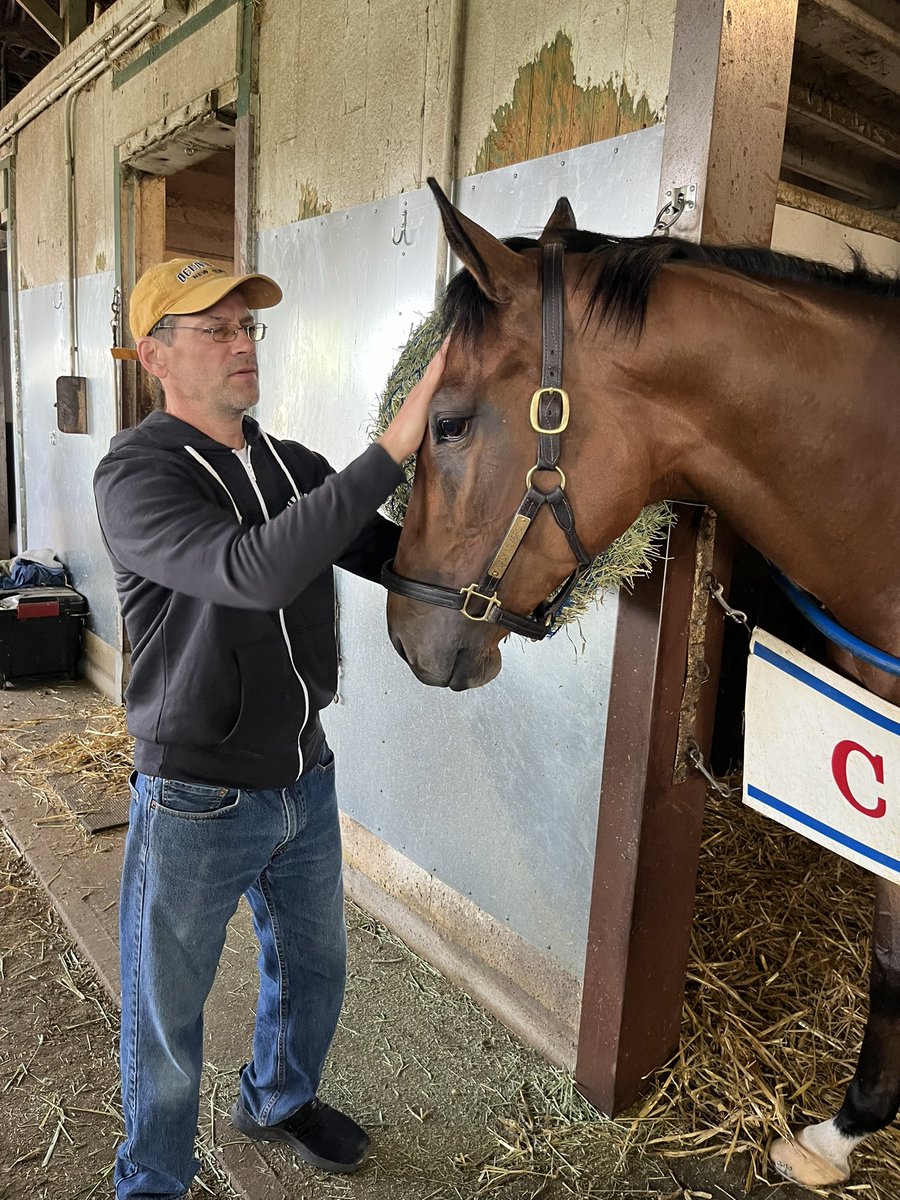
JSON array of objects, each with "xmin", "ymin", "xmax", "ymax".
[
  {"xmin": 9, "ymin": 0, "xmax": 239, "ymax": 291},
  {"xmin": 256, "ymin": 0, "xmax": 675, "ymax": 228},
  {"xmin": 474, "ymin": 32, "xmax": 661, "ymax": 175}
]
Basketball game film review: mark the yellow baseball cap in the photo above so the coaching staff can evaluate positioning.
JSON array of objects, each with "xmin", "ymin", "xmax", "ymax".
[{"xmin": 128, "ymin": 257, "xmax": 283, "ymax": 342}]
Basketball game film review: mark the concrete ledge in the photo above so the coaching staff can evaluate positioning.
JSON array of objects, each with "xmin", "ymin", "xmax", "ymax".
[
  {"xmin": 80, "ymin": 629, "xmax": 119, "ymax": 702},
  {"xmin": 341, "ymin": 812, "xmax": 581, "ymax": 1069}
]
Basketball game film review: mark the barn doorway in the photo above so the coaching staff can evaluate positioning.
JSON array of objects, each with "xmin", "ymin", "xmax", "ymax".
[
  {"xmin": 115, "ymin": 107, "xmax": 240, "ymax": 689},
  {"xmin": 119, "ymin": 105, "xmax": 238, "ymax": 429}
]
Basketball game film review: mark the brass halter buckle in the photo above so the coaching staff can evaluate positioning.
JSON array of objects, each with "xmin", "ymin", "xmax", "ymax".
[
  {"xmin": 459, "ymin": 583, "xmax": 501, "ymax": 622},
  {"xmin": 530, "ymin": 387, "xmax": 570, "ymax": 434}
]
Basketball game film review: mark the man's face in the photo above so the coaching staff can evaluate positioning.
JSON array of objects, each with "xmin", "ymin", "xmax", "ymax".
[{"xmin": 150, "ymin": 289, "xmax": 261, "ymax": 417}]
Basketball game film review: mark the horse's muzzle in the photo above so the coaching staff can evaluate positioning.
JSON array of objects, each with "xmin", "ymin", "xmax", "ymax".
[{"xmin": 387, "ymin": 594, "xmax": 503, "ymax": 690}]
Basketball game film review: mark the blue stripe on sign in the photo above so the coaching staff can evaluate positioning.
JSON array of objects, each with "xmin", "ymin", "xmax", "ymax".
[
  {"xmin": 746, "ymin": 784, "xmax": 900, "ymax": 875},
  {"xmin": 753, "ymin": 641, "xmax": 900, "ymax": 737}
]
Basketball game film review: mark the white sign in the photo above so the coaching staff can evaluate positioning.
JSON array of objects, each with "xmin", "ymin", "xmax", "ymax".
[{"xmin": 743, "ymin": 629, "xmax": 900, "ymax": 885}]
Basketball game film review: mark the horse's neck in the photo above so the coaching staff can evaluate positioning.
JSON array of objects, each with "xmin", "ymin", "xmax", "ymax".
[{"xmin": 639, "ymin": 276, "xmax": 899, "ymax": 655}]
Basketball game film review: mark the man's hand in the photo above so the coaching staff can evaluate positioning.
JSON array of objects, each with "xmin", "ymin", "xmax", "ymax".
[{"xmin": 378, "ymin": 338, "xmax": 449, "ymax": 464}]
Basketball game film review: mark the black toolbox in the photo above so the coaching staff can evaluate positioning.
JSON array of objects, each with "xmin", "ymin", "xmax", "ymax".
[{"xmin": 0, "ymin": 586, "xmax": 89, "ymax": 685}]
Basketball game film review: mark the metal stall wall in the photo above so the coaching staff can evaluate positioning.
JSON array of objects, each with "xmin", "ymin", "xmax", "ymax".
[
  {"xmin": 18, "ymin": 273, "xmax": 120, "ymax": 651},
  {"xmin": 256, "ymin": 127, "xmax": 665, "ymax": 1057},
  {"xmin": 5, "ymin": 0, "xmax": 245, "ymax": 698}
]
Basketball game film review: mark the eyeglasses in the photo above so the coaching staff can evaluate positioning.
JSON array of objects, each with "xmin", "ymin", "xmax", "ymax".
[{"xmin": 155, "ymin": 322, "xmax": 267, "ymax": 343}]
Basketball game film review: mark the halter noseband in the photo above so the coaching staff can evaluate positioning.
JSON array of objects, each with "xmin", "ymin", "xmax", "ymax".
[{"xmin": 382, "ymin": 242, "xmax": 593, "ymax": 641}]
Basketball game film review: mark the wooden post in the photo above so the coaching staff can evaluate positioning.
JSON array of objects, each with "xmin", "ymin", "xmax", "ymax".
[
  {"xmin": 61, "ymin": 0, "xmax": 88, "ymax": 44},
  {"xmin": 12, "ymin": 0, "xmax": 63, "ymax": 47},
  {"xmin": 575, "ymin": 0, "xmax": 798, "ymax": 1114},
  {"xmin": 234, "ymin": 0, "xmax": 258, "ymax": 272}
]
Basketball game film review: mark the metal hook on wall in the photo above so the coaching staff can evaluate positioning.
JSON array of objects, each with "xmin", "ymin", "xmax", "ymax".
[{"xmin": 392, "ymin": 207, "xmax": 411, "ymax": 246}]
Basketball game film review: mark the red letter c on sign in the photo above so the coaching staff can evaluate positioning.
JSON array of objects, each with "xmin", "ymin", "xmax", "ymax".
[{"xmin": 831, "ymin": 740, "xmax": 886, "ymax": 818}]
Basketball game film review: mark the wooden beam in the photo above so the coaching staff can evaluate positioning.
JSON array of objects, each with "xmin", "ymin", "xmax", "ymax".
[
  {"xmin": 813, "ymin": 0, "xmax": 900, "ymax": 56},
  {"xmin": 658, "ymin": 0, "xmax": 799, "ymax": 245},
  {"xmin": 575, "ymin": 0, "xmax": 799, "ymax": 1116},
  {"xmin": 796, "ymin": 0, "xmax": 900, "ymax": 94},
  {"xmin": 781, "ymin": 137, "xmax": 895, "ymax": 206},
  {"xmin": 234, "ymin": 114, "xmax": 254, "ymax": 272},
  {"xmin": 777, "ymin": 179, "xmax": 900, "ymax": 241},
  {"xmin": 788, "ymin": 80, "xmax": 900, "ymax": 164},
  {"xmin": 12, "ymin": 0, "xmax": 64, "ymax": 47},
  {"xmin": 577, "ymin": 509, "xmax": 734, "ymax": 1113},
  {"xmin": 62, "ymin": 0, "xmax": 88, "ymax": 44},
  {"xmin": 0, "ymin": 25, "xmax": 58, "ymax": 54}
]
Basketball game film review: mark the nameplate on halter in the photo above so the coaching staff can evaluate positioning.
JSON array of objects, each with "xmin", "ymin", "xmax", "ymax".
[
  {"xmin": 743, "ymin": 629, "xmax": 900, "ymax": 886},
  {"xmin": 487, "ymin": 514, "xmax": 532, "ymax": 579}
]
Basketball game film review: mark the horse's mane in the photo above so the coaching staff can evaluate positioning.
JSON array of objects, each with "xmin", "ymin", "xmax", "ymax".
[{"xmin": 441, "ymin": 230, "xmax": 900, "ymax": 341}]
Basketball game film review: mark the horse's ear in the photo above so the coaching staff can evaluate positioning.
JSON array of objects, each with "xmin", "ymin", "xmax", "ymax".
[
  {"xmin": 427, "ymin": 177, "xmax": 532, "ymax": 304},
  {"xmin": 539, "ymin": 197, "xmax": 576, "ymax": 244}
]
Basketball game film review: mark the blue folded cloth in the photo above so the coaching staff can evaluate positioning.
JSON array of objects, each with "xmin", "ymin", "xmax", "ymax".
[{"xmin": 0, "ymin": 549, "xmax": 69, "ymax": 589}]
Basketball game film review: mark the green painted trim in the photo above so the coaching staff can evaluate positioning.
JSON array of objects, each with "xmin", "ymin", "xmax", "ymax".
[
  {"xmin": 236, "ymin": 0, "xmax": 253, "ymax": 118},
  {"xmin": 112, "ymin": 0, "xmax": 239, "ymax": 92}
]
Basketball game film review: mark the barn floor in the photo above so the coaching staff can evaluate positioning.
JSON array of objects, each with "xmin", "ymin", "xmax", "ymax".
[{"xmin": 0, "ymin": 679, "xmax": 850, "ymax": 1200}]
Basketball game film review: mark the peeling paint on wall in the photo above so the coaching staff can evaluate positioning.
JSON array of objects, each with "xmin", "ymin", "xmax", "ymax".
[
  {"xmin": 298, "ymin": 182, "xmax": 332, "ymax": 221},
  {"xmin": 474, "ymin": 32, "xmax": 660, "ymax": 175}
]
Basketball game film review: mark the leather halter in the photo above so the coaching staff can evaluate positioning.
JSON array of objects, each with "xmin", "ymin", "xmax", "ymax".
[{"xmin": 382, "ymin": 242, "xmax": 593, "ymax": 641}]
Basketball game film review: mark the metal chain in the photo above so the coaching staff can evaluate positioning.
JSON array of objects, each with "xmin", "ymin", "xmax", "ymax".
[
  {"xmin": 110, "ymin": 285, "xmax": 122, "ymax": 341},
  {"xmin": 685, "ymin": 740, "xmax": 741, "ymax": 799}
]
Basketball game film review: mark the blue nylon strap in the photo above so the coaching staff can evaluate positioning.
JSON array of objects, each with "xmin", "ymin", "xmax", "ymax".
[{"xmin": 770, "ymin": 567, "xmax": 900, "ymax": 678}]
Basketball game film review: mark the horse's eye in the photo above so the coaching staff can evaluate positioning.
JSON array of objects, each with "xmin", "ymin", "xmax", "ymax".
[{"xmin": 435, "ymin": 417, "xmax": 470, "ymax": 443}]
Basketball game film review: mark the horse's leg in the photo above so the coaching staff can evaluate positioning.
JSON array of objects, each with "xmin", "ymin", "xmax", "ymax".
[{"xmin": 771, "ymin": 876, "xmax": 900, "ymax": 1186}]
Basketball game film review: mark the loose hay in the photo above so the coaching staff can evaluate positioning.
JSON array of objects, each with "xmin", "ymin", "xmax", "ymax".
[
  {"xmin": 621, "ymin": 786, "xmax": 900, "ymax": 1195},
  {"xmin": 0, "ymin": 699, "xmax": 134, "ymax": 830},
  {"xmin": 462, "ymin": 788, "xmax": 900, "ymax": 1198},
  {"xmin": 27, "ymin": 709, "xmax": 133, "ymax": 785},
  {"xmin": 372, "ymin": 311, "xmax": 674, "ymax": 626}
]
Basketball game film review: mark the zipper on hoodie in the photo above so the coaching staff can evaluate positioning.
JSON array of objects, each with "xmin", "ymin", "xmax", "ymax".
[
  {"xmin": 238, "ymin": 444, "xmax": 309, "ymax": 779},
  {"xmin": 184, "ymin": 442, "xmax": 310, "ymax": 779}
]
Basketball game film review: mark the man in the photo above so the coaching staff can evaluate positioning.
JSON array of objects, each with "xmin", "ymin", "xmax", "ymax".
[{"xmin": 93, "ymin": 257, "xmax": 446, "ymax": 1199}]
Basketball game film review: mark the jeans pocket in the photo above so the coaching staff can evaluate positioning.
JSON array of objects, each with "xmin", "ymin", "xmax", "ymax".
[
  {"xmin": 314, "ymin": 744, "xmax": 335, "ymax": 774},
  {"xmin": 155, "ymin": 779, "xmax": 241, "ymax": 819}
]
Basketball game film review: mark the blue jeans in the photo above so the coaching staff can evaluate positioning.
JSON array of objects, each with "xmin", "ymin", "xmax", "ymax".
[{"xmin": 114, "ymin": 746, "xmax": 347, "ymax": 1199}]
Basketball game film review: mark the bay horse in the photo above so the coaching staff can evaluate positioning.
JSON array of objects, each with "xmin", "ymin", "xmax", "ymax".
[{"xmin": 384, "ymin": 179, "xmax": 900, "ymax": 1187}]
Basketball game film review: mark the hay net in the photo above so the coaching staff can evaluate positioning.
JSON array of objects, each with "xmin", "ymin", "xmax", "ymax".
[{"xmin": 372, "ymin": 310, "xmax": 673, "ymax": 632}]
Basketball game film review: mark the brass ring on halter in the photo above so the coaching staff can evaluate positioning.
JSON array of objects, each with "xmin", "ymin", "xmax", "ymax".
[{"xmin": 526, "ymin": 463, "xmax": 566, "ymax": 490}]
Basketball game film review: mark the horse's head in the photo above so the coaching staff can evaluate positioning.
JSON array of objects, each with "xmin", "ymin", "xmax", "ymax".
[{"xmin": 386, "ymin": 181, "xmax": 655, "ymax": 690}]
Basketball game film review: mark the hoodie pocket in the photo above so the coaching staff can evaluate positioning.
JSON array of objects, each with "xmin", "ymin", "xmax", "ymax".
[{"xmin": 217, "ymin": 635, "xmax": 305, "ymax": 751}]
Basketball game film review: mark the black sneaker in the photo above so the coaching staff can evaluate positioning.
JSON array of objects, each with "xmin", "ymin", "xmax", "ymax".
[{"xmin": 229, "ymin": 1096, "xmax": 370, "ymax": 1174}]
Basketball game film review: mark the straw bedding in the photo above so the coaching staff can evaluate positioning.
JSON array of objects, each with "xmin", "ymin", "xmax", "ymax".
[{"xmin": 11, "ymin": 707, "xmax": 899, "ymax": 1195}]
